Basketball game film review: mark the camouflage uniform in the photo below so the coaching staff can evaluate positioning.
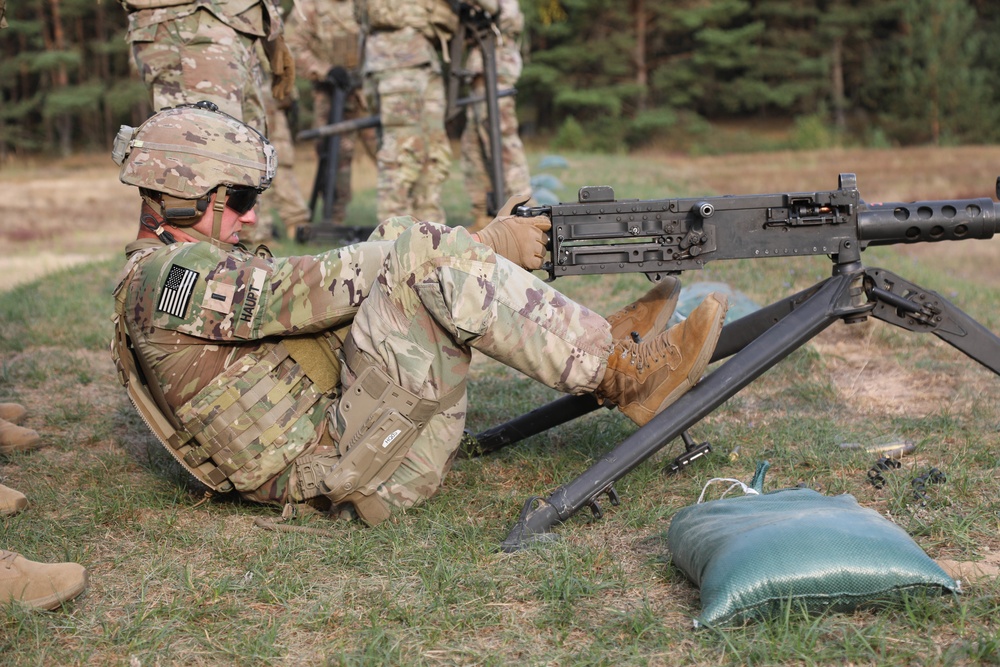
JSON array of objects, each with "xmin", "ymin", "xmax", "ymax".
[
  {"xmin": 355, "ymin": 0, "xmax": 459, "ymax": 225},
  {"xmin": 461, "ymin": 0, "xmax": 532, "ymax": 224},
  {"xmin": 124, "ymin": 0, "xmax": 282, "ymax": 133},
  {"xmin": 0, "ymin": 0, "xmax": 6, "ymax": 29},
  {"xmin": 285, "ymin": 0, "xmax": 369, "ymax": 226},
  {"xmin": 117, "ymin": 219, "xmax": 611, "ymax": 513}
]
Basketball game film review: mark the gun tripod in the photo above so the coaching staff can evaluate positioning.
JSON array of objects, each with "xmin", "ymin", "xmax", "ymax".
[
  {"xmin": 298, "ymin": 79, "xmax": 377, "ymax": 246},
  {"xmin": 463, "ymin": 254, "xmax": 1000, "ymax": 552}
]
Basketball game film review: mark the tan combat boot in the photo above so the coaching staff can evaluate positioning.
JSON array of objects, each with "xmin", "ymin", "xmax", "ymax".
[
  {"xmin": 0, "ymin": 403, "xmax": 27, "ymax": 425},
  {"xmin": 596, "ymin": 293, "xmax": 728, "ymax": 426},
  {"xmin": 0, "ymin": 419, "xmax": 41, "ymax": 455},
  {"xmin": 0, "ymin": 484, "xmax": 27, "ymax": 516},
  {"xmin": 607, "ymin": 277, "xmax": 682, "ymax": 341},
  {"xmin": 0, "ymin": 550, "xmax": 88, "ymax": 610}
]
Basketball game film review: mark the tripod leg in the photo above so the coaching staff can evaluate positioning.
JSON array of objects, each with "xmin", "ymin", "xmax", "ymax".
[
  {"xmin": 501, "ymin": 273, "xmax": 861, "ymax": 552},
  {"xmin": 866, "ymin": 267, "xmax": 1000, "ymax": 374}
]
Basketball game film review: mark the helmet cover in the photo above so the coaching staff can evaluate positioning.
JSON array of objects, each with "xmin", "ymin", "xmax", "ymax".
[{"xmin": 115, "ymin": 103, "xmax": 276, "ymax": 200}]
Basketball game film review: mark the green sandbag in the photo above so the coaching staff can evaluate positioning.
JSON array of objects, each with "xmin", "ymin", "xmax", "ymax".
[{"xmin": 667, "ymin": 465, "xmax": 960, "ymax": 627}]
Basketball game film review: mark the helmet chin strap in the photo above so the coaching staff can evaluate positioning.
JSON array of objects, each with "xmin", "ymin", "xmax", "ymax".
[
  {"xmin": 201, "ymin": 184, "xmax": 228, "ymax": 249},
  {"xmin": 144, "ymin": 185, "xmax": 234, "ymax": 249}
]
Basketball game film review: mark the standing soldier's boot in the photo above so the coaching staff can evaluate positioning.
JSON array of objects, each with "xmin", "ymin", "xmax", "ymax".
[
  {"xmin": 0, "ymin": 550, "xmax": 88, "ymax": 610},
  {"xmin": 0, "ymin": 484, "xmax": 27, "ymax": 516},
  {"xmin": 0, "ymin": 420, "xmax": 40, "ymax": 455},
  {"xmin": 607, "ymin": 277, "xmax": 682, "ymax": 341},
  {"xmin": 596, "ymin": 293, "xmax": 728, "ymax": 426},
  {"xmin": 0, "ymin": 402, "xmax": 40, "ymax": 455},
  {"xmin": 0, "ymin": 404, "xmax": 27, "ymax": 424}
]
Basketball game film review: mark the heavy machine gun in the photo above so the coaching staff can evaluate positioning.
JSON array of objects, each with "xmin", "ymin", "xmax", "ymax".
[{"xmin": 458, "ymin": 174, "xmax": 1000, "ymax": 551}]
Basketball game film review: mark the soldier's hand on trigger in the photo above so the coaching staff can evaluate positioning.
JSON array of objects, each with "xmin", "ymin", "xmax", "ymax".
[{"xmin": 474, "ymin": 194, "xmax": 551, "ymax": 271}]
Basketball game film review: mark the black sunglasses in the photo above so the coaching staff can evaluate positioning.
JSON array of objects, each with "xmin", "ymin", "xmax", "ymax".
[{"xmin": 225, "ymin": 188, "xmax": 259, "ymax": 214}]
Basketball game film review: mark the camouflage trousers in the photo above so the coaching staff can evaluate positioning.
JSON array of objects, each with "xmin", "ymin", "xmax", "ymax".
[
  {"xmin": 366, "ymin": 65, "xmax": 451, "ymax": 225},
  {"xmin": 246, "ymin": 219, "xmax": 612, "ymax": 512},
  {"xmin": 461, "ymin": 49, "xmax": 531, "ymax": 222},
  {"xmin": 346, "ymin": 218, "xmax": 612, "ymax": 511},
  {"xmin": 249, "ymin": 83, "xmax": 311, "ymax": 245},
  {"xmin": 129, "ymin": 9, "xmax": 267, "ymax": 133}
]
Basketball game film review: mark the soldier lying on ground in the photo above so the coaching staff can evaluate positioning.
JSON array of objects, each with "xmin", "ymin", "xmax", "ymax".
[{"xmin": 110, "ymin": 103, "xmax": 728, "ymax": 524}]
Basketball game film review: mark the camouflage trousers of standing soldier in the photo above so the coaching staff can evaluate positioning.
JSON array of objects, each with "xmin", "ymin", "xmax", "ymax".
[
  {"xmin": 461, "ymin": 50, "xmax": 532, "ymax": 224},
  {"xmin": 245, "ymin": 218, "xmax": 613, "ymax": 512},
  {"xmin": 250, "ymin": 83, "xmax": 311, "ymax": 245},
  {"xmin": 367, "ymin": 65, "xmax": 451, "ymax": 225},
  {"xmin": 129, "ymin": 9, "xmax": 267, "ymax": 133}
]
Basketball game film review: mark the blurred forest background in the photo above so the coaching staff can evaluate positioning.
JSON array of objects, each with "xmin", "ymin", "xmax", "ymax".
[{"xmin": 2, "ymin": 0, "xmax": 1000, "ymax": 161}]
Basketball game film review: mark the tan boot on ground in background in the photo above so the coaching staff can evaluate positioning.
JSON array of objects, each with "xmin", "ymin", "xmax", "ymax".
[
  {"xmin": 0, "ymin": 550, "xmax": 88, "ymax": 610},
  {"xmin": 0, "ymin": 420, "xmax": 40, "ymax": 455},
  {"xmin": 607, "ymin": 277, "xmax": 682, "ymax": 341},
  {"xmin": 0, "ymin": 403, "xmax": 27, "ymax": 425},
  {"xmin": 596, "ymin": 293, "xmax": 728, "ymax": 426},
  {"xmin": 0, "ymin": 484, "xmax": 27, "ymax": 516}
]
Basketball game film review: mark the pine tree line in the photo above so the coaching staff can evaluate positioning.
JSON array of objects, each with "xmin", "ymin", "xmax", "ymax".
[{"xmin": 2, "ymin": 0, "xmax": 999, "ymax": 158}]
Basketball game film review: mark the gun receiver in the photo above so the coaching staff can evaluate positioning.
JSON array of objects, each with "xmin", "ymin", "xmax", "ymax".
[{"xmin": 517, "ymin": 174, "xmax": 999, "ymax": 282}]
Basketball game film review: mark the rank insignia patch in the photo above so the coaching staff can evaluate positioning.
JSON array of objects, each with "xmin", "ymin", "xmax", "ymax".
[
  {"xmin": 158, "ymin": 265, "xmax": 199, "ymax": 318},
  {"xmin": 202, "ymin": 280, "xmax": 236, "ymax": 314}
]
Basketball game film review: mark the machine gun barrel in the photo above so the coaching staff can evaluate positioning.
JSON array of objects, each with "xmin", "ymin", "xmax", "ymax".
[{"xmin": 858, "ymin": 197, "xmax": 999, "ymax": 246}]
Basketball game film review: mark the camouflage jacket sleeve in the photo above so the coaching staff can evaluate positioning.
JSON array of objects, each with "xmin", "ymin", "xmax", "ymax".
[{"xmin": 128, "ymin": 240, "xmax": 392, "ymax": 341}]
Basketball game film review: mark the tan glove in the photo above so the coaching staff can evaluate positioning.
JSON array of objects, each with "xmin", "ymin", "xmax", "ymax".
[
  {"xmin": 475, "ymin": 194, "xmax": 551, "ymax": 271},
  {"xmin": 267, "ymin": 35, "xmax": 296, "ymax": 102}
]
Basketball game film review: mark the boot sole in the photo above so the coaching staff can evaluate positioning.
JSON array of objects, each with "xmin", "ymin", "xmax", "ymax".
[{"xmin": 23, "ymin": 570, "xmax": 88, "ymax": 611}]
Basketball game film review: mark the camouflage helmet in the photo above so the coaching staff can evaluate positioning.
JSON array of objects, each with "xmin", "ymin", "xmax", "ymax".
[{"xmin": 113, "ymin": 101, "xmax": 276, "ymax": 201}]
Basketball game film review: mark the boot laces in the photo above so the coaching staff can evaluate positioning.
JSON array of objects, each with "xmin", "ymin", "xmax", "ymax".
[{"xmin": 617, "ymin": 334, "xmax": 675, "ymax": 373}]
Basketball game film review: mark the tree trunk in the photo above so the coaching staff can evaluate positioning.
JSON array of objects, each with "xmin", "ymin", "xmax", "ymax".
[
  {"xmin": 831, "ymin": 35, "xmax": 846, "ymax": 133},
  {"xmin": 633, "ymin": 0, "xmax": 648, "ymax": 112}
]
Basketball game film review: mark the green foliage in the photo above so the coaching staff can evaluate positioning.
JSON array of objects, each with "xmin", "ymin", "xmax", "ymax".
[
  {"xmin": 552, "ymin": 116, "xmax": 586, "ymax": 151},
  {"xmin": 792, "ymin": 114, "xmax": 836, "ymax": 150},
  {"xmin": 43, "ymin": 83, "xmax": 104, "ymax": 117},
  {"xmin": 859, "ymin": 0, "xmax": 1000, "ymax": 144}
]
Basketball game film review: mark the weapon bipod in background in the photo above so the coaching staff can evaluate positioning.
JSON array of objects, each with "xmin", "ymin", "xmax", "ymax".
[
  {"xmin": 297, "ymin": 72, "xmax": 376, "ymax": 246},
  {"xmin": 460, "ymin": 257, "xmax": 1000, "ymax": 553},
  {"xmin": 447, "ymin": 3, "xmax": 506, "ymax": 217}
]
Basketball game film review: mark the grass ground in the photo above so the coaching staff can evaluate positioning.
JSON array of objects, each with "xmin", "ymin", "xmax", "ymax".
[{"xmin": 0, "ymin": 145, "xmax": 998, "ymax": 665}]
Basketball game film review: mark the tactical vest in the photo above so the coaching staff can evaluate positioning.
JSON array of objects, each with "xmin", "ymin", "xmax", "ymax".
[{"xmin": 111, "ymin": 246, "xmax": 345, "ymax": 495}]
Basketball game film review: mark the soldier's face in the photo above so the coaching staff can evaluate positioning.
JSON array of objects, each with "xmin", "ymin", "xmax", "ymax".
[{"xmin": 190, "ymin": 192, "xmax": 258, "ymax": 244}]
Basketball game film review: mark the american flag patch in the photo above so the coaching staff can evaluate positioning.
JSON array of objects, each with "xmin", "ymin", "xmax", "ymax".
[{"xmin": 157, "ymin": 265, "xmax": 199, "ymax": 318}]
